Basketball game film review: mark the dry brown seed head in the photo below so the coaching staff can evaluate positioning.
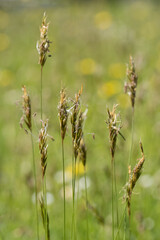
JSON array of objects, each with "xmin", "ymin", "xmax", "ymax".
[
  {"xmin": 125, "ymin": 56, "xmax": 138, "ymax": 108},
  {"xmin": 79, "ymin": 138, "xmax": 87, "ymax": 167},
  {"xmin": 71, "ymin": 87, "xmax": 83, "ymax": 141},
  {"xmin": 39, "ymin": 120, "xmax": 48, "ymax": 178},
  {"xmin": 126, "ymin": 141, "xmax": 145, "ymax": 217},
  {"xmin": 106, "ymin": 104, "xmax": 122, "ymax": 159},
  {"xmin": 37, "ymin": 12, "xmax": 51, "ymax": 67},
  {"xmin": 73, "ymin": 111, "xmax": 85, "ymax": 160},
  {"xmin": 20, "ymin": 85, "xmax": 32, "ymax": 132},
  {"xmin": 58, "ymin": 88, "xmax": 69, "ymax": 140}
]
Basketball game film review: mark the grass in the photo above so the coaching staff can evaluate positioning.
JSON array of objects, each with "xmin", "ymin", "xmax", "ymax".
[{"xmin": 1, "ymin": 0, "xmax": 160, "ymax": 239}]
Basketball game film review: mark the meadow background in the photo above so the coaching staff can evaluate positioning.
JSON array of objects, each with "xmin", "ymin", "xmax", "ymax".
[{"xmin": 0, "ymin": 0, "xmax": 160, "ymax": 239}]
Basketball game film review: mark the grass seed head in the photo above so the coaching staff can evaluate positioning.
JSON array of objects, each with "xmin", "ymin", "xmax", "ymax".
[
  {"xmin": 58, "ymin": 88, "xmax": 69, "ymax": 140},
  {"xmin": 39, "ymin": 120, "xmax": 48, "ymax": 178},
  {"xmin": 124, "ymin": 56, "xmax": 138, "ymax": 109},
  {"xmin": 74, "ymin": 110, "xmax": 85, "ymax": 160},
  {"xmin": 106, "ymin": 104, "xmax": 122, "ymax": 159},
  {"xmin": 79, "ymin": 138, "xmax": 87, "ymax": 167},
  {"xmin": 71, "ymin": 86, "xmax": 83, "ymax": 142},
  {"xmin": 20, "ymin": 85, "xmax": 32, "ymax": 133},
  {"xmin": 126, "ymin": 141, "xmax": 145, "ymax": 217},
  {"xmin": 37, "ymin": 12, "xmax": 51, "ymax": 67}
]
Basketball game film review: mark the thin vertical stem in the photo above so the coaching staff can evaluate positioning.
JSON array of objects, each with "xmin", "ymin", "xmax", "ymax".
[
  {"xmin": 124, "ymin": 107, "xmax": 135, "ymax": 240},
  {"xmin": 40, "ymin": 66, "xmax": 43, "ymax": 121},
  {"xmin": 113, "ymin": 159, "xmax": 119, "ymax": 233},
  {"xmin": 76, "ymin": 160, "xmax": 80, "ymax": 208},
  {"xmin": 31, "ymin": 133, "xmax": 40, "ymax": 240},
  {"xmin": 71, "ymin": 154, "xmax": 77, "ymax": 240},
  {"xmin": 43, "ymin": 175, "xmax": 48, "ymax": 240},
  {"xmin": 84, "ymin": 168, "xmax": 89, "ymax": 240},
  {"xmin": 111, "ymin": 157, "xmax": 115, "ymax": 240},
  {"xmin": 115, "ymin": 205, "xmax": 126, "ymax": 240},
  {"xmin": 41, "ymin": 65, "xmax": 48, "ymax": 239},
  {"xmin": 62, "ymin": 139, "xmax": 66, "ymax": 240},
  {"xmin": 128, "ymin": 108, "xmax": 135, "ymax": 167},
  {"xmin": 74, "ymin": 157, "xmax": 77, "ymax": 240},
  {"xmin": 71, "ymin": 152, "xmax": 75, "ymax": 240}
]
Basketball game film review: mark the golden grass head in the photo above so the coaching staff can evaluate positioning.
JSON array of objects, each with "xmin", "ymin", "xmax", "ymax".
[
  {"xmin": 39, "ymin": 120, "xmax": 48, "ymax": 178},
  {"xmin": 73, "ymin": 110, "xmax": 84, "ymax": 158},
  {"xmin": 37, "ymin": 12, "xmax": 51, "ymax": 67},
  {"xmin": 58, "ymin": 88, "xmax": 69, "ymax": 140},
  {"xmin": 20, "ymin": 85, "xmax": 32, "ymax": 133},
  {"xmin": 79, "ymin": 138, "xmax": 87, "ymax": 167},
  {"xmin": 126, "ymin": 141, "xmax": 145, "ymax": 217},
  {"xmin": 71, "ymin": 86, "xmax": 83, "ymax": 141},
  {"xmin": 106, "ymin": 104, "xmax": 124, "ymax": 159},
  {"xmin": 124, "ymin": 56, "xmax": 138, "ymax": 109}
]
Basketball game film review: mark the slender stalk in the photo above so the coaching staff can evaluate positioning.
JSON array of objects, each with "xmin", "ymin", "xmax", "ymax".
[
  {"xmin": 43, "ymin": 175, "xmax": 48, "ymax": 240},
  {"xmin": 76, "ymin": 160, "xmax": 80, "ymax": 208},
  {"xmin": 124, "ymin": 107, "xmax": 135, "ymax": 240},
  {"xmin": 71, "ymin": 154, "xmax": 77, "ymax": 240},
  {"xmin": 71, "ymin": 153, "xmax": 75, "ymax": 240},
  {"xmin": 74, "ymin": 157, "xmax": 77, "ymax": 240},
  {"xmin": 62, "ymin": 139, "xmax": 66, "ymax": 240},
  {"xmin": 40, "ymin": 64, "xmax": 48, "ymax": 239},
  {"xmin": 111, "ymin": 158, "xmax": 115, "ymax": 240},
  {"xmin": 128, "ymin": 108, "xmax": 135, "ymax": 167},
  {"xmin": 40, "ymin": 66, "xmax": 43, "ymax": 121},
  {"xmin": 113, "ymin": 159, "xmax": 119, "ymax": 234},
  {"xmin": 31, "ymin": 133, "xmax": 40, "ymax": 240},
  {"xmin": 84, "ymin": 168, "xmax": 89, "ymax": 240},
  {"xmin": 115, "ymin": 205, "xmax": 127, "ymax": 240}
]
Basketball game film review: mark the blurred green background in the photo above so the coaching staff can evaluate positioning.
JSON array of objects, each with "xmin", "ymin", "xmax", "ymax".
[{"xmin": 0, "ymin": 0, "xmax": 160, "ymax": 239}]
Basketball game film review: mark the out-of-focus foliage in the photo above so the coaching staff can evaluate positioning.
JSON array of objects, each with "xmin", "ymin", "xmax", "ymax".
[{"xmin": 0, "ymin": 0, "xmax": 160, "ymax": 239}]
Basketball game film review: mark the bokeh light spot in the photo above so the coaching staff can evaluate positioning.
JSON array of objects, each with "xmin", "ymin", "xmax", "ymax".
[
  {"xmin": 108, "ymin": 63, "xmax": 126, "ymax": 79},
  {"xmin": 78, "ymin": 58, "xmax": 96, "ymax": 75},
  {"xmin": 94, "ymin": 11, "xmax": 112, "ymax": 30},
  {"xmin": 98, "ymin": 80, "xmax": 121, "ymax": 98}
]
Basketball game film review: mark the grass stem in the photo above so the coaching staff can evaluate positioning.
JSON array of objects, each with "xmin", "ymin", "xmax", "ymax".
[
  {"xmin": 128, "ymin": 108, "xmax": 135, "ymax": 167},
  {"xmin": 85, "ymin": 168, "xmax": 89, "ymax": 240},
  {"xmin": 40, "ymin": 66, "xmax": 43, "ymax": 121},
  {"xmin": 124, "ymin": 107, "xmax": 135, "ymax": 240},
  {"xmin": 71, "ymin": 154, "xmax": 77, "ymax": 240},
  {"xmin": 31, "ymin": 133, "xmax": 40, "ymax": 240},
  {"xmin": 71, "ymin": 153, "xmax": 75, "ymax": 240},
  {"xmin": 111, "ymin": 158, "xmax": 115, "ymax": 240},
  {"xmin": 43, "ymin": 175, "xmax": 49, "ymax": 240},
  {"xmin": 62, "ymin": 139, "xmax": 66, "ymax": 240},
  {"xmin": 113, "ymin": 159, "xmax": 119, "ymax": 236}
]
